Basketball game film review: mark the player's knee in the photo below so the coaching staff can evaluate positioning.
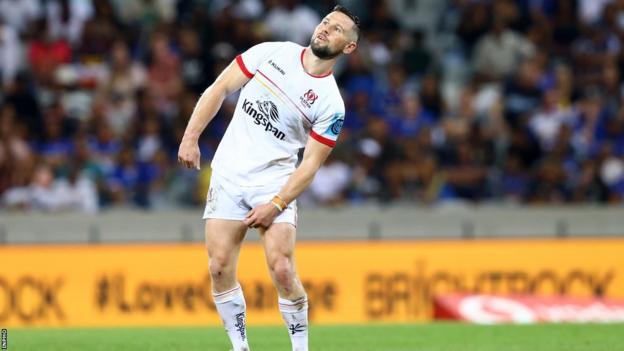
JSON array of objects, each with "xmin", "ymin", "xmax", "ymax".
[
  {"xmin": 208, "ymin": 256, "xmax": 233, "ymax": 281},
  {"xmin": 270, "ymin": 256, "xmax": 295, "ymax": 287}
]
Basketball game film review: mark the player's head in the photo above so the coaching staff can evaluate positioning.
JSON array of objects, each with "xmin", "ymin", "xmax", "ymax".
[{"xmin": 310, "ymin": 5, "xmax": 360, "ymax": 59}]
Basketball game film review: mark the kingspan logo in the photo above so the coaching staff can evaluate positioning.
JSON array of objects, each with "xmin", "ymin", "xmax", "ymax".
[
  {"xmin": 235, "ymin": 312, "xmax": 247, "ymax": 340},
  {"xmin": 241, "ymin": 99, "xmax": 285, "ymax": 140}
]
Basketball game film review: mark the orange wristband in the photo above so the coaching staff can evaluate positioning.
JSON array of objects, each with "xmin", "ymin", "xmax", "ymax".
[
  {"xmin": 271, "ymin": 201, "xmax": 284, "ymax": 212},
  {"xmin": 271, "ymin": 195, "xmax": 287, "ymax": 212}
]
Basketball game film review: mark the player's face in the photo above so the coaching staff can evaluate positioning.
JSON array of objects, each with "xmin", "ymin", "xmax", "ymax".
[{"xmin": 310, "ymin": 12, "xmax": 357, "ymax": 59}]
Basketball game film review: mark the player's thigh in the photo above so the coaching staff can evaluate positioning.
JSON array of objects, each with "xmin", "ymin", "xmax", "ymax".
[
  {"xmin": 205, "ymin": 219, "xmax": 248, "ymax": 263},
  {"xmin": 259, "ymin": 222, "xmax": 297, "ymax": 265}
]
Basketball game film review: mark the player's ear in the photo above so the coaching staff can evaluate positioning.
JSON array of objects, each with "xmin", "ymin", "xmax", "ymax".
[{"xmin": 342, "ymin": 41, "xmax": 357, "ymax": 55}]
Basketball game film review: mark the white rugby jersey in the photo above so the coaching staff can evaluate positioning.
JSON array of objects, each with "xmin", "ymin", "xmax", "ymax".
[{"xmin": 211, "ymin": 41, "xmax": 346, "ymax": 186}]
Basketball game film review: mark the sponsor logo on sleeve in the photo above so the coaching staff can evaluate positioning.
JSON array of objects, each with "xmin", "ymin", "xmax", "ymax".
[{"xmin": 323, "ymin": 113, "xmax": 344, "ymax": 138}]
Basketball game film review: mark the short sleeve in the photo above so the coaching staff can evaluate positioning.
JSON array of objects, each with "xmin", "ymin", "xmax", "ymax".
[
  {"xmin": 310, "ymin": 107, "xmax": 345, "ymax": 148},
  {"xmin": 236, "ymin": 42, "xmax": 283, "ymax": 79}
]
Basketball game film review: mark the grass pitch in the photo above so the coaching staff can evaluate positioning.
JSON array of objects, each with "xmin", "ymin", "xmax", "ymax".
[{"xmin": 8, "ymin": 323, "xmax": 624, "ymax": 351}]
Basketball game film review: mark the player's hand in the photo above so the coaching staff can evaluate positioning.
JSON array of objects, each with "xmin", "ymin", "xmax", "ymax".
[
  {"xmin": 177, "ymin": 138, "xmax": 201, "ymax": 170},
  {"xmin": 244, "ymin": 203, "xmax": 281, "ymax": 228}
]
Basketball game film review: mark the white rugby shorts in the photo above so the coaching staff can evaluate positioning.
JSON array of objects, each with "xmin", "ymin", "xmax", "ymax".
[{"xmin": 203, "ymin": 171, "xmax": 297, "ymax": 227}]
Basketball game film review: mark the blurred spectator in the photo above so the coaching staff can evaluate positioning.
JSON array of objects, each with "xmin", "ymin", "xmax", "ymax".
[
  {"xmin": 37, "ymin": 102, "xmax": 75, "ymax": 169},
  {"xmin": 0, "ymin": 22, "xmax": 22, "ymax": 88},
  {"xmin": 354, "ymin": 118, "xmax": 403, "ymax": 200},
  {"xmin": 507, "ymin": 124, "xmax": 543, "ymax": 170},
  {"xmin": 528, "ymin": 157, "xmax": 568, "ymax": 203},
  {"xmin": 0, "ymin": 104, "xmax": 34, "ymax": 194},
  {"xmin": 389, "ymin": 91, "xmax": 434, "ymax": 139},
  {"xmin": 400, "ymin": 31, "xmax": 433, "ymax": 77},
  {"xmin": 76, "ymin": 0, "xmax": 120, "ymax": 63},
  {"xmin": 389, "ymin": 0, "xmax": 446, "ymax": 33},
  {"xmin": 339, "ymin": 50, "xmax": 378, "ymax": 99},
  {"xmin": 578, "ymin": 0, "xmax": 612, "ymax": 25},
  {"xmin": 363, "ymin": 0, "xmax": 400, "ymax": 43},
  {"xmin": 374, "ymin": 64, "xmax": 414, "ymax": 118},
  {"xmin": 210, "ymin": 8, "xmax": 260, "ymax": 52},
  {"xmin": 143, "ymin": 149, "xmax": 176, "ymax": 209},
  {"xmin": 106, "ymin": 146, "xmax": 144, "ymax": 206},
  {"xmin": 551, "ymin": 0, "xmax": 580, "ymax": 56},
  {"xmin": 147, "ymin": 31, "xmax": 182, "ymax": 112},
  {"xmin": 111, "ymin": 0, "xmax": 177, "ymax": 29},
  {"xmin": 503, "ymin": 59, "xmax": 543, "ymax": 128},
  {"xmin": 419, "ymin": 74, "xmax": 445, "ymax": 119},
  {"xmin": 363, "ymin": 30, "xmax": 392, "ymax": 67},
  {"xmin": 572, "ymin": 24, "xmax": 620, "ymax": 86},
  {"xmin": 4, "ymin": 73, "xmax": 43, "ymax": 139},
  {"xmin": 28, "ymin": 19, "xmax": 72, "ymax": 85},
  {"xmin": 605, "ymin": 112, "xmax": 624, "ymax": 156},
  {"xmin": 3, "ymin": 164, "xmax": 62, "ymax": 211},
  {"xmin": 178, "ymin": 26, "xmax": 213, "ymax": 94},
  {"xmin": 498, "ymin": 154, "xmax": 530, "ymax": 202},
  {"xmin": 88, "ymin": 119, "xmax": 120, "ymax": 174},
  {"xmin": 572, "ymin": 88, "xmax": 605, "ymax": 158},
  {"xmin": 2, "ymin": 163, "xmax": 97, "ymax": 213},
  {"xmin": 406, "ymin": 150, "xmax": 450, "ymax": 204},
  {"xmin": 442, "ymin": 83, "xmax": 482, "ymax": 144},
  {"xmin": 136, "ymin": 117, "xmax": 164, "ymax": 162},
  {"xmin": 62, "ymin": 163, "xmax": 99, "ymax": 213},
  {"xmin": 97, "ymin": 39, "xmax": 147, "ymax": 134},
  {"xmin": 473, "ymin": 17, "xmax": 535, "ymax": 81},
  {"xmin": 553, "ymin": 63, "xmax": 579, "ymax": 110},
  {"xmin": 264, "ymin": 0, "xmax": 320, "ymax": 45},
  {"xmin": 602, "ymin": 154, "xmax": 624, "ymax": 202},
  {"xmin": 303, "ymin": 154, "xmax": 351, "ymax": 206},
  {"xmin": 572, "ymin": 159, "xmax": 608, "ymax": 202},
  {"xmin": 210, "ymin": 0, "xmax": 264, "ymax": 20},
  {"xmin": 456, "ymin": 1, "xmax": 491, "ymax": 55},
  {"xmin": 339, "ymin": 51, "xmax": 377, "ymax": 133},
  {"xmin": 443, "ymin": 140, "xmax": 489, "ymax": 202},
  {"xmin": 45, "ymin": 0, "xmax": 94, "ymax": 45},
  {"xmin": 55, "ymin": 64, "xmax": 94, "ymax": 121},
  {"xmin": 67, "ymin": 135, "xmax": 105, "ymax": 195},
  {"xmin": 0, "ymin": 0, "xmax": 42, "ymax": 35},
  {"xmin": 600, "ymin": 62, "xmax": 622, "ymax": 115},
  {"xmin": 529, "ymin": 88, "xmax": 576, "ymax": 151}
]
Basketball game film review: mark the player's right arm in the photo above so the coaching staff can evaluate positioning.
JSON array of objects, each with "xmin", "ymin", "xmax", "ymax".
[{"xmin": 177, "ymin": 60, "xmax": 251, "ymax": 170}]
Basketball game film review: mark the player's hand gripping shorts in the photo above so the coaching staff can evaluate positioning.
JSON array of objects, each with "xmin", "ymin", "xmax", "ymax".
[{"xmin": 203, "ymin": 172, "xmax": 297, "ymax": 227}]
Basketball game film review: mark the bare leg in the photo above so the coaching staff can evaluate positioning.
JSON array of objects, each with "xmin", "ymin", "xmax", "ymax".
[
  {"xmin": 260, "ymin": 223, "xmax": 308, "ymax": 351},
  {"xmin": 205, "ymin": 219, "xmax": 250, "ymax": 351},
  {"xmin": 259, "ymin": 223, "xmax": 305, "ymax": 299},
  {"xmin": 205, "ymin": 219, "xmax": 247, "ymax": 292}
]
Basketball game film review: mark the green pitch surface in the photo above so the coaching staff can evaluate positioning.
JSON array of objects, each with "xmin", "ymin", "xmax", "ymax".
[{"xmin": 8, "ymin": 323, "xmax": 624, "ymax": 351}]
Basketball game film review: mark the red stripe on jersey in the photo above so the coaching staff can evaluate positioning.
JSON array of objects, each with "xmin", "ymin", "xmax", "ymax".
[
  {"xmin": 310, "ymin": 130, "xmax": 336, "ymax": 147},
  {"xmin": 300, "ymin": 48, "xmax": 333, "ymax": 78},
  {"xmin": 236, "ymin": 55, "xmax": 253, "ymax": 78},
  {"xmin": 257, "ymin": 69, "xmax": 312, "ymax": 124}
]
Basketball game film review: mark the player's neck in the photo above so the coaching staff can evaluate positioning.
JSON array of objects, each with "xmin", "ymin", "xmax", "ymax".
[{"xmin": 302, "ymin": 47, "xmax": 335, "ymax": 77}]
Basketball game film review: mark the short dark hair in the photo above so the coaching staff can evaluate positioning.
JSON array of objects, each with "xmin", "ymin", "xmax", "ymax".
[{"xmin": 332, "ymin": 5, "xmax": 360, "ymax": 42}]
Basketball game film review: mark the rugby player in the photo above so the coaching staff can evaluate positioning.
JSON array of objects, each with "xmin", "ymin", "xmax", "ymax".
[{"xmin": 177, "ymin": 6, "xmax": 360, "ymax": 351}]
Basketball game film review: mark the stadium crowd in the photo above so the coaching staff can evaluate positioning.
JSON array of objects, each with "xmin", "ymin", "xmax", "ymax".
[{"xmin": 1, "ymin": 0, "xmax": 624, "ymax": 213}]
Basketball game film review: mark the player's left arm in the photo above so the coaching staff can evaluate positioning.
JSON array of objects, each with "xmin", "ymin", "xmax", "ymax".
[{"xmin": 243, "ymin": 137, "xmax": 332, "ymax": 228}]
